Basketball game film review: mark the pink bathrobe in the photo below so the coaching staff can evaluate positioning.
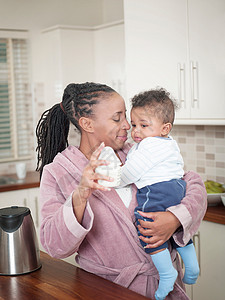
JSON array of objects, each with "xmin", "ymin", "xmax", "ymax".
[{"xmin": 40, "ymin": 144, "xmax": 207, "ymax": 299}]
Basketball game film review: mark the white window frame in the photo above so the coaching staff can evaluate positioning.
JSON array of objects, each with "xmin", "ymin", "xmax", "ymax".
[{"xmin": 0, "ymin": 29, "xmax": 32, "ymax": 163}]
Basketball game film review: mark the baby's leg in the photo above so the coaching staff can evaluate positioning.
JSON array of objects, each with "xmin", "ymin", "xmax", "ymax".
[
  {"xmin": 176, "ymin": 243, "xmax": 200, "ymax": 284},
  {"xmin": 136, "ymin": 217, "xmax": 177, "ymax": 299},
  {"xmin": 151, "ymin": 249, "xmax": 178, "ymax": 300}
]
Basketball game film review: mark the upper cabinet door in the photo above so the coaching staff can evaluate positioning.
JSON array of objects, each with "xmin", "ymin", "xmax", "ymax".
[
  {"xmin": 188, "ymin": 0, "xmax": 225, "ymax": 120},
  {"xmin": 124, "ymin": 0, "xmax": 225, "ymax": 124},
  {"xmin": 124, "ymin": 0, "xmax": 188, "ymax": 114},
  {"xmin": 94, "ymin": 23, "xmax": 126, "ymax": 98}
]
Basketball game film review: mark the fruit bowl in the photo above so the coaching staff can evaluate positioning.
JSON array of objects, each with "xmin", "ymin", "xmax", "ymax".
[
  {"xmin": 204, "ymin": 180, "xmax": 225, "ymax": 206},
  {"xmin": 207, "ymin": 193, "xmax": 225, "ymax": 206}
]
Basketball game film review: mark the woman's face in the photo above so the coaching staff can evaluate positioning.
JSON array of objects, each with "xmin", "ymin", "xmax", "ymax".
[{"xmin": 92, "ymin": 93, "xmax": 130, "ymax": 150}]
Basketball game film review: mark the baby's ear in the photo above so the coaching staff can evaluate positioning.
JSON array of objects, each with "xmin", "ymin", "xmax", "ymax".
[{"xmin": 162, "ymin": 123, "xmax": 172, "ymax": 136}]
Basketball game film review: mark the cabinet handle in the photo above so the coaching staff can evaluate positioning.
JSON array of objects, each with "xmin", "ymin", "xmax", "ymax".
[
  {"xmin": 35, "ymin": 197, "xmax": 39, "ymax": 228},
  {"xmin": 190, "ymin": 61, "xmax": 199, "ymax": 108},
  {"xmin": 178, "ymin": 63, "xmax": 186, "ymax": 107},
  {"xmin": 193, "ymin": 231, "xmax": 201, "ymax": 276}
]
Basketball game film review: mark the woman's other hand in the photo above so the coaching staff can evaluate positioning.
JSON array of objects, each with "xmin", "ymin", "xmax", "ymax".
[
  {"xmin": 72, "ymin": 142, "xmax": 113, "ymax": 223},
  {"xmin": 137, "ymin": 211, "xmax": 181, "ymax": 248}
]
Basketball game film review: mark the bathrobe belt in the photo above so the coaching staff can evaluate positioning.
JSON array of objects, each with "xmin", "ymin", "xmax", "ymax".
[
  {"xmin": 78, "ymin": 250, "xmax": 178, "ymax": 288},
  {"xmin": 78, "ymin": 258, "xmax": 159, "ymax": 288}
]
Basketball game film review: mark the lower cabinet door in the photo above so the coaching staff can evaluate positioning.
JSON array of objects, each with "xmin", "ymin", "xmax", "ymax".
[{"xmin": 192, "ymin": 221, "xmax": 225, "ymax": 300}]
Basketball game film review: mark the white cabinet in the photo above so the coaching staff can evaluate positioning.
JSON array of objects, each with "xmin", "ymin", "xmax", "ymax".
[
  {"xmin": 124, "ymin": 0, "xmax": 188, "ymax": 110},
  {"xmin": 93, "ymin": 22, "xmax": 126, "ymax": 98},
  {"xmin": 123, "ymin": 0, "xmax": 225, "ymax": 124},
  {"xmin": 41, "ymin": 26, "xmax": 95, "ymax": 109},
  {"xmin": 26, "ymin": 188, "xmax": 41, "ymax": 247},
  {"xmin": 0, "ymin": 188, "xmax": 44, "ymax": 251},
  {"xmin": 41, "ymin": 21, "xmax": 125, "ymax": 110},
  {"xmin": 179, "ymin": 0, "xmax": 225, "ymax": 122},
  {"xmin": 182, "ymin": 221, "xmax": 225, "ymax": 300},
  {"xmin": 0, "ymin": 189, "xmax": 28, "ymax": 208}
]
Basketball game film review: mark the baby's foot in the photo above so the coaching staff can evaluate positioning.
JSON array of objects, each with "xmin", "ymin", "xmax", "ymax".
[
  {"xmin": 183, "ymin": 264, "xmax": 200, "ymax": 284},
  {"xmin": 155, "ymin": 268, "xmax": 178, "ymax": 300}
]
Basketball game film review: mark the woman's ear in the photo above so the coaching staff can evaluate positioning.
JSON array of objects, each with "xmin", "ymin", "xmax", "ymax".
[
  {"xmin": 78, "ymin": 117, "xmax": 94, "ymax": 133},
  {"xmin": 161, "ymin": 123, "xmax": 172, "ymax": 136}
]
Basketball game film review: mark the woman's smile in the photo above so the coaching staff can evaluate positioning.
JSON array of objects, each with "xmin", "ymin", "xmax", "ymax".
[{"xmin": 117, "ymin": 134, "xmax": 128, "ymax": 142}]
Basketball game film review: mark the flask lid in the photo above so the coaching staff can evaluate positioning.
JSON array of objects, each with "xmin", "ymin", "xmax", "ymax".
[{"xmin": 0, "ymin": 206, "xmax": 30, "ymax": 232}]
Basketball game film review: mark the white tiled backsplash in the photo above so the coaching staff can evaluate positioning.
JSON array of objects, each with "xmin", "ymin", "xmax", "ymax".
[
  {"xmin": 171, "ymin": 125, "xmax": 225, "ymax": 184},
  {"xmin": 0, "ymin": 125, "xmax": 225, "ymax": 185}
]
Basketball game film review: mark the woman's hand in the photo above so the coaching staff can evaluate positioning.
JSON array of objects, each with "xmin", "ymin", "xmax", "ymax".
[
  {"xmin": 137, "ymin": 211, "xmax": 181, "ymax": 249},
  {"xmin": 78, "ymin": 142, "xmax": 113, "ymax": 197},
  {"xmin": 72, "ymin": 142, "xmax": 113, "ymax": 223}
]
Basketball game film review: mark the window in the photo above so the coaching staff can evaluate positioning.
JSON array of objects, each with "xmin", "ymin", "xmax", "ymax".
[{"xmin": 0, "ymin": 30, "xmax": 33, "ymax": 162}]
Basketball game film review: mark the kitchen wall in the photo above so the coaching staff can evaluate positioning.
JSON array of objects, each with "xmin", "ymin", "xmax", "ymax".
[
  {"xmin": 0, "ymin": 0, "xmax": 123, "ymax": 28},
  {"xmin": 0, "ymin": 0, "xmax": 123, "ymax": 84},
  {"xmin": 0, "ymin": 0, "xmax": 124, "ymax": 176},
  {"xmin": 0, "ymin": 0, "xmax": 224, "ymax": 185}
]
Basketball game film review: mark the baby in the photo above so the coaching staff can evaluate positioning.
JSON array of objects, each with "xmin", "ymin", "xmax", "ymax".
[{"xmin": 117, "ymin": 88, "xmax": 199, "ymax": 300}]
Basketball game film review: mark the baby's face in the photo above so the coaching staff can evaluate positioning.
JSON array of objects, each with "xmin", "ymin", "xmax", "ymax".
[{"xmin": 130, "ymin": 107, "xmax": 164, "ymax": 143}]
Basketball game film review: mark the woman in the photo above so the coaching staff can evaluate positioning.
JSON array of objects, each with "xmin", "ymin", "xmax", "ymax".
[{"xmin": 36, "ymin": 82, "xmax": 207, "ymax": 299}]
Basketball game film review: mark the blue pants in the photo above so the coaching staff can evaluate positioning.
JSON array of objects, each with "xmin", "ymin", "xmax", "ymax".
[{"xmin": 135, "ymin": 179, "xmax": 192, "ymax": 253}]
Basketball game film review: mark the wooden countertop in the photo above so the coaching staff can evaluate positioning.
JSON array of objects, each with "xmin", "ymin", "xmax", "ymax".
[
  {"xmin": 0, "ymin": 171, "xmax": 40, "ymax": 193},
  {"xmin": 1, "ymin": 173, "xmax": 224, "ymax": 225},
  {"xmin": 203, "ymin": 202, "xmax": 225, "ymax": 225},
  {"xmin": 0, "ymin": 251, "xmax": 149, "ymax": 300}
]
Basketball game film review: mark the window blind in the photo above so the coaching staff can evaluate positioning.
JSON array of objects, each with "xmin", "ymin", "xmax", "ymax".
[{"xmin": 0, "ymin": 36, "xmax": 32, "ymax": 162}]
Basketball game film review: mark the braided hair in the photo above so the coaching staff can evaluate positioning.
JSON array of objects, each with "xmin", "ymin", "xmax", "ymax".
[{"xmin": 36, "ymin": 82, "xmax": 115, "ymax": 178}]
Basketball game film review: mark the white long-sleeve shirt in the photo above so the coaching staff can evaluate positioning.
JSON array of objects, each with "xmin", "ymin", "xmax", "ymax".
[{"xmin": 119, "ymin": 136, "xmax": 184, "ymax": 189}]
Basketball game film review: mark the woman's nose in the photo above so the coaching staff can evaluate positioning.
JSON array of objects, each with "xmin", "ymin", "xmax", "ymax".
[{"xmin": 122, "ymin": 118, "xmax": 130, "ymax": 130}]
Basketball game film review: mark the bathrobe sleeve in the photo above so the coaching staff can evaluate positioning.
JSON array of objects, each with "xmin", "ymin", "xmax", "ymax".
[
  {"xmin": 39, "ymin": 167, "xmax": 94, "ymax": 259},
  {"xmin": 168, "ymin": 170, "xmax": 207, "ymax": 246}
]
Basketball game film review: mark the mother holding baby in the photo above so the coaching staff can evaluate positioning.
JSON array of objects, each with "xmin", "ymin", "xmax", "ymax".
[{"xmin": 36, "ymin": 82, "xmax": 207, "ymax": 299}]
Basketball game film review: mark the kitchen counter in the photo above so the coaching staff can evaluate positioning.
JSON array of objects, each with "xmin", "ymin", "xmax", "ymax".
[
  {"xmin": 1, "ymin": 173, "xmax": 225, "ymax": 225},
  {"xmin": 203, "ymin": 202, "xmax": 225, "ymax": 225},
  {"xmin": 0, "ymin": 171, "xmax": 40, "ymax": 192},
  {"xmin": 0, "ymin": 251, "xmax": 149, "ymax": 300}
]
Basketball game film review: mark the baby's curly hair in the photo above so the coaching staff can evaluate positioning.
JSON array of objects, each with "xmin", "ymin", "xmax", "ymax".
[{"xmin": 131, "ymin": 88, "xmax": 177, "ymax": 125}]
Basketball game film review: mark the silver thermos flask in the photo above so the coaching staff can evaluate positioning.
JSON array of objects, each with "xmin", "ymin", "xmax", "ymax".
[{"xmin": 0, "ymin": 206, "xmax": 41, "ymax": 275}]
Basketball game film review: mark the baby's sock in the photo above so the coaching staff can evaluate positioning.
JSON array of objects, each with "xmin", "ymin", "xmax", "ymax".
[
  {"xmin": 176, "ymin": 243, "xmax": 200, "ymax": 284},
  {"xmin": 151, "ymin": 249, "xmax": 178, "ymax": 300}
]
